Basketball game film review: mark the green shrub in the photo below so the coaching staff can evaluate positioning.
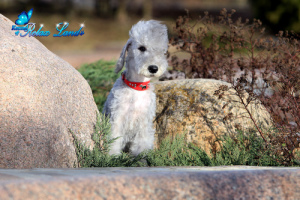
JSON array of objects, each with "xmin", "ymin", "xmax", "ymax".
[
  {"xmin": 212, "ymin": 130, "xmax": 283, "ymax": 166},
  {"xmin": 71, "ymin": 114, "xmax": 299, "ymax": 167},
  {"xmin": 78, "ymin": 60, "xmax": 120, "ymax": 112},
  {"xmin": 145, "ymin": 134, "xmax": 212, "ymax": 166}
]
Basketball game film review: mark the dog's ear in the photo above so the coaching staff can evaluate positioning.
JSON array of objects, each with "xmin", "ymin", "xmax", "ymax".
[{"xmin": 115, "ymin": 39, "xmax": 132, "ymax": 73}]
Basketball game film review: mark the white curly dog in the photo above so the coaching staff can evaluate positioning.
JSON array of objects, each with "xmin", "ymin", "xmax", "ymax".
[{"xmin": 103, "ymin": 20, "xmax": 168, "ymax": 155}]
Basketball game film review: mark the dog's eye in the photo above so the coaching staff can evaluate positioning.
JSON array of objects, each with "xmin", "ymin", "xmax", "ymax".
[{"xmin": 138, "ymin": 46, "xmax": 146, "ymax": 52}]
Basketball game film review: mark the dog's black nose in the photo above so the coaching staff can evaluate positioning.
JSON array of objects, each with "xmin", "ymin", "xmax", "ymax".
[{"xmin": 148, "ymin": 65, "xmax": 158, "ymax": 74}]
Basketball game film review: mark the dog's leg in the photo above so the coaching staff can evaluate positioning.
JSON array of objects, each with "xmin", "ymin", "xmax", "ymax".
[
  {"xmin": 108, "ymin": 116, "xmax": 125, "ymax": 155},
  {"xmin": 130, "ymin": 128, "xmax": 154, "ymax": 155},
  {"xmin": 109, "ymin": 134, "xmax": 123, "ymax": 155}
]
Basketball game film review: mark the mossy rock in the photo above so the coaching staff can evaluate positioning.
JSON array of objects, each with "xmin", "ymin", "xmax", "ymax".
[{"xmin": 153, "ymin": 79, "xmax": 273, "ymax": 155}]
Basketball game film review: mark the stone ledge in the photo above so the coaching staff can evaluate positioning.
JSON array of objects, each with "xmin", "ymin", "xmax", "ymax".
[{"xmin": 0, "ymin": 166, "xmax": 299, "ymax": 199}]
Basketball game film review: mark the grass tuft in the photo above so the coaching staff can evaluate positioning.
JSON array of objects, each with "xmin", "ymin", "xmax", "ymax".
[{"xmin": 71, "ymin": 114, "xmax": 299, "ymax": 167}]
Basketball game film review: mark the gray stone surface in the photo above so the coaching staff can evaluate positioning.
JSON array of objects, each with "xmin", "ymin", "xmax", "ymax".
[
  {"xmin": 0, "ymin": 167, "xmax": 299, "ymax": 199},
  {"xmin": 0, "ymin": 14, "xmax": 98, "ymax": 168}
]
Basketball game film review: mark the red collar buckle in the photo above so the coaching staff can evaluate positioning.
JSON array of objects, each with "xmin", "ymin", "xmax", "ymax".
[{"xmin": 122, "ymin": 73, "xmax": 150, "ymax": 91}]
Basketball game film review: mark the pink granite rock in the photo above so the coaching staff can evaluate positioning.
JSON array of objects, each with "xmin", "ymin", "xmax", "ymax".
[
  {"xmin": 0, "ymin": 14, "xmax": 98, "ymax": 168},
  {"xmin": 0, "ymin": 167, "xmax": 299, "ymax": 199}
]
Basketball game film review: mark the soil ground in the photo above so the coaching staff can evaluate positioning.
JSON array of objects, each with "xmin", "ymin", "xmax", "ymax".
[{"xmin": 55, "ymin": 43, "xmax": 123, "ymax": 68}]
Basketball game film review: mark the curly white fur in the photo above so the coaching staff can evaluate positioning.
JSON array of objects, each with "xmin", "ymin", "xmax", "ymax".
[{"xmin": 103, "ymin": 20, "xmax": 168, "ymax": 155}]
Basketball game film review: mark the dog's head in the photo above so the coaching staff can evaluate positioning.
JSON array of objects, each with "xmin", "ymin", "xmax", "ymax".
[{"xmin": 115, "ymin": 20, "xmax": 168, "ymax": 78}]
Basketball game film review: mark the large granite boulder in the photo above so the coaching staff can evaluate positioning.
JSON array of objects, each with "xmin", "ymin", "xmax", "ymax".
[
  {"xmin": 0, "ymin": 15, "xmax": 98, "ymax": 168},
  {"xmin": 154, "ymin": 79, "xmax": 273, "ymax": 154}
]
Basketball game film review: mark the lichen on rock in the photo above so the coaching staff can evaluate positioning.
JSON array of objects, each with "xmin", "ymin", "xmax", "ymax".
[{"xmin": 154, "ymin": 79, "xmax": 273, "ymax": 154}]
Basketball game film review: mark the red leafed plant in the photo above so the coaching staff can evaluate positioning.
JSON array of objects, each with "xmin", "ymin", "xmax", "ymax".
[{"xmin": 168, "ymin": 9, "xmax": 300, "ymax": 166}]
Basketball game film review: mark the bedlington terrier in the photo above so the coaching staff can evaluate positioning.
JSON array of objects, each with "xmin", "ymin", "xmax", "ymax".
[{"xmin": 103, "ymin": 20, "xmax": 168, "ymax": 155}]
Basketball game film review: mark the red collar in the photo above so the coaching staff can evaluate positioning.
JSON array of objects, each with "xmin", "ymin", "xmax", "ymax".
[{"xmin": 122, "ymin": 73, "xmax": 150, "ymax": 91}]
